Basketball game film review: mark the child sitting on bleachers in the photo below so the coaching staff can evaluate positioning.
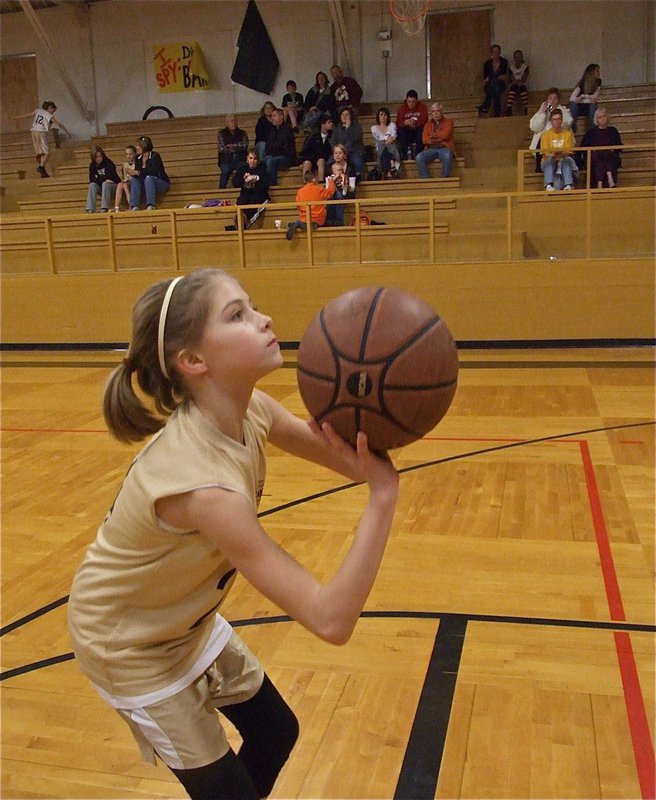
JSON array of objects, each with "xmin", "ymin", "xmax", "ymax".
[
  {"xmin": 286, "ymin": 168, "xmax": 336, "ymax": 240},
  {"xmin": 113, "ymin": 145, "xmax": 137, "ymax": 212}
]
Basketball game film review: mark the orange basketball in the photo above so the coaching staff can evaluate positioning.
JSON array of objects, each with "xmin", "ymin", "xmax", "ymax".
[{"xmin": 297, "ymin": 287, "xmax": 459, "ymax": 450}]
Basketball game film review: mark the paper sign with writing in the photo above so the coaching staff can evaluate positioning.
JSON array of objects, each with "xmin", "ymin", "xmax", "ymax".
[{"xmin": 153, "ymin": 42, "xmax": 210, "ymax": 92}]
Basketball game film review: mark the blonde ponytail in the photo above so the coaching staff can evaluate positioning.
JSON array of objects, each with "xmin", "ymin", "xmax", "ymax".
[{"xmin": 102, "ymin": 269, "xmax": 228, "ymax": 442}]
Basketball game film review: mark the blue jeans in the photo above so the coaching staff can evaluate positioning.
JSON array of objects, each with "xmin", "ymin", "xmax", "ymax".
[
  {"xmin": 326, "ymin": 187, "xmax": 347, "ymax": 226},
  {"xmin": 219, "ymin": 155, "xmax": 243, "ymax": 189},
  {"xmin": 86, "ymin": 181, "xmax": 116, "ymax": 212},
  {"xmin": 541, "ymin": 155, "xmax": 577, "ymax": 188},
  {"xmin": 415, "ymin": 147, "xmax": 453, "ymax": 178},
  {"xmin": 130, "ymin": 176, "xmax": 170, "ymax": 208},
  {"xmin": 570, "ymin": 102, "xmax": 597, "ymax": 130},
  {"xmin": 265, "ymin": 155, "xmax": 290, "ymax": 185}
]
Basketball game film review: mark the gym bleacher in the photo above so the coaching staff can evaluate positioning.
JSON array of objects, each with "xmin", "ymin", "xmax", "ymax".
[{"xmin": 1, "ymin": 84, "xmax": 654, "ymax": 346}]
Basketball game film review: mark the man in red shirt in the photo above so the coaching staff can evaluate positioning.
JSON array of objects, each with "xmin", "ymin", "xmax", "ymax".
[
  {"xmin": 395, "ymin": 90, "xmax": 428, "ymax": 159},
  {"xmin": 416, "ymin": 103, "xmax": 456, "ymax": 178}
]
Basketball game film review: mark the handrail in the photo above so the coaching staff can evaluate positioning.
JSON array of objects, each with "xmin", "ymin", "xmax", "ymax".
[
  {"xmin": 1, "ymin": 185, "xmax": 654, "ymax": 275},
  {"xmin": 516, "ymin": 142, "xmax": 654, "ymax": 193}
]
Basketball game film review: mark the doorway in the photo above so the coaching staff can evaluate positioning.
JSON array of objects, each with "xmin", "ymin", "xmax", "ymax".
[{"xmin": 428, "ymin": 8, "xmax": 492, "ymax": 100}]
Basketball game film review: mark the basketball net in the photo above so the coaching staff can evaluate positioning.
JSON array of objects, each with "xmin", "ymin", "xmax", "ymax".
[{"xmin": 389, "ymin": 0, "xmax": 428, "ymax": 36}]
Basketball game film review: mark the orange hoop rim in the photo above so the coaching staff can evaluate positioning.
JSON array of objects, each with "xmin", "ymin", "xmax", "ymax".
[{"xmin": 389, "ymin": 0, "xmax": 429, "ymax": 24}]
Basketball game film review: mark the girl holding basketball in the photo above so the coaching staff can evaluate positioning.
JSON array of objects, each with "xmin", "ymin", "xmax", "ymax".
[{"xmin": 68, "ymin": 268, "xmax": 398, "ymax": 799}]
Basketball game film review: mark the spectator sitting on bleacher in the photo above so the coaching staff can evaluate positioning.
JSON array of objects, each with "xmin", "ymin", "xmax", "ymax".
[
  {"xmin": 113, "ymin": 144, "xmax": 137, "ymax": 212},
  {"xmin": 569, "ymin": 64, "xmax": 602, "ymax": 132},
  {"xmin": 85, "ymin": 146, "xmax": 120, "ymax": 213},
  {"xmin": 255, "ymin": 101, "xmax": 276, "ymax": 161},
  {"xmin": 578, "ymin": 107, "xmax": 622, "ymax": 188},
  {"xmin": 416, "ymin": 103, "xmax": 456, "ymax": 179},
  {"xmin": 304, "ymin": 71, "xmax": 335, "ymax": 131},
  {"xmin": 478, "ymin": 45, "xmax": 508, "ymax": 118},
  {"xmin": 541, "ymin": 109, "xmax": 578, "ymax": 191},
  {"xmin": 286, "ymin": 168, "xmax": 336, "ymax": 241},
  {"xmin": 264, "ymin": 108, "xmax": 296, "ymax": 186},
  {"xmin": 529, "ymin": 88, "xmax": 573, "ymax": 172},
  {"xmin": 217, "ymin": 115, "xmax": 249, "ymax": 190},
  {"xmin": 325, "ymin": 152, "xmax": 355, "ymax": 227},
  {"xmin": 299, "ymin": 114, "xmax": 334, "ymax": 183},
  {"xmin": 395, "ymin": 90, "xmax": 428, "ymax": 160},
  {"xmin": 282, "ymin": 80, "xmax": 304, "ymax": 133},
  {"xmin": 227, "ymin": 148, "xmax": 270, "ymax": 229},
  {"xmin": 505, "ymin": 50, "xmax": 529, "ymax": 115},
  {"xmin": 330, "ymin": 64, "xmax": 363, "ymax": 117},
  {"xmin": 129, "ymin": 136, "xmax": 170, "ymax": 211},
  {"xmin": 371, "ymin": 107, "xmax": 401, "ymax": 179},
  {"xmin": 330, "ymin": 108, "xmax": 365, "ymax": 180}
]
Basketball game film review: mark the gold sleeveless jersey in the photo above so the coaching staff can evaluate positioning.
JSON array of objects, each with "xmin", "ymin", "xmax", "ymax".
[{"xmin": 68, "ymin": 392, "xmax": 271, "ymax": 698}]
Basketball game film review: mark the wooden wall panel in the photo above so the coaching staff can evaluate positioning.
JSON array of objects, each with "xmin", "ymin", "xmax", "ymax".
[{"xmin": 1, "ymin": 259, "xmax": 654, "ymax": 345}]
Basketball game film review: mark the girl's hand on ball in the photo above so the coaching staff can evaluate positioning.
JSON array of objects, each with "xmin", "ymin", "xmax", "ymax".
[{"xmin": 321, "ymin": 423, "xmax": 398, "ymax": 496}]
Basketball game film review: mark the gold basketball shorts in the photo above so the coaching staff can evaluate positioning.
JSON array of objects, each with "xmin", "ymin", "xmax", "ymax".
[{"xmin": 116, "ymin": 631, "xmax": 264, "ymax": 770}]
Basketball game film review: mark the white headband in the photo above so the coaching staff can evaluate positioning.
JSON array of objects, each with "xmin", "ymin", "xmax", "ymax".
[{"xmin": 157, "ymin": 276, "xmax": 183, "ymax": 380}]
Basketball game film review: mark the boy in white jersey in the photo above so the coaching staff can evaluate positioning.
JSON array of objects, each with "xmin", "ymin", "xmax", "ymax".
[
  {"xmin": 68, "ymin": 268, "xmax": 399, "ymax": 798},
  {"xmin": 13, "ymin": 100, "xmax": 68, "ymax": 177}
]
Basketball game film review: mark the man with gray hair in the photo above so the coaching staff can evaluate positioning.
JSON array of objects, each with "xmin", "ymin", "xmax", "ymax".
[{"xmin": 415, "ymin": 103, "xmax": 457, "ymax": 178}]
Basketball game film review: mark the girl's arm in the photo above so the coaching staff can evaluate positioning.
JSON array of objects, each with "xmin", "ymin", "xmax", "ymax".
[
  {"xmin": 156, "ymin": 430, "xmax": 398, "ymax": 645},
  {"xmin": 260, "ymin": 390, "xmax": 369, "ymax": 482}
]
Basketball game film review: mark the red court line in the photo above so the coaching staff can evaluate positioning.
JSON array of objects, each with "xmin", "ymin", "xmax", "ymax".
[
  {"xmin": 615, "ymin": 631, "xmax": 656, "ymax": 800},
  {"xmin": 580, "ymin": 440, "xmax": 654, "ymax": 800},
  {"xmin": 579, "ymin": 441, "xmax": 626, "ymax": 621}
]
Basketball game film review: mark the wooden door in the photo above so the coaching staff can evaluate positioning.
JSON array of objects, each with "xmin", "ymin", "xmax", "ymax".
[
  {"xmin": 0, "ymin": 54, "xmax": 38, "ymax": 133},
  {"xmin": 428, "ymin": 8, "xmax": 492, "ymax": 100}
]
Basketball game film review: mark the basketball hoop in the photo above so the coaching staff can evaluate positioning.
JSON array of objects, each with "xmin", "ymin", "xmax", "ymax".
[{"xmin": 389, "ymin": 0, "xmax": 428, "ymax": 36}]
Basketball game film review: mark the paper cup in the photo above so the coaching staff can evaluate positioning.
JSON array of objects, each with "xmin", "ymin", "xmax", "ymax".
[
  {"xmin": 348, "ymin": 177, "xmax": 356, "ymax": 190},
  {"xmin": 275, "ymin": 219, "xmax": 282, "ymax": 229}
]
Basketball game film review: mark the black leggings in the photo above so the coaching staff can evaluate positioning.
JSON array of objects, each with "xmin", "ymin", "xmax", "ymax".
[{"xmin": 171, "ymin": 674, "xmax": 299, "ymax": 799}]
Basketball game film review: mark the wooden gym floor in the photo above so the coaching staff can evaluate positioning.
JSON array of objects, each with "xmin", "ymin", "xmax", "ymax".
[{"xmin": 1, "ymin": 347, "xmax": 654, "ymax": 799}]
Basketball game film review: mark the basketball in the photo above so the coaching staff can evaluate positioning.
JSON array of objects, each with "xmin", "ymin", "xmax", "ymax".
[{"xmin": 297, "ymin": 287, "xmax": 459, "ymax": 451}]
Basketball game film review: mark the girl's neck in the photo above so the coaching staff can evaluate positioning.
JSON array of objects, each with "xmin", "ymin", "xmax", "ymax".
[{"xmin": 193, "ymin": 383, "xmax": 252, "ymax": 443}]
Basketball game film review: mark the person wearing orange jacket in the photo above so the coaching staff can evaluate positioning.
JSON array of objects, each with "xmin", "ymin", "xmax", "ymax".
[
  {"xmin": 286, "ymin": 169, "xmax": 336, "ymax": 240},
  {"xmin": 415, "ymin": 103, "xmax": 457, "ymax": 178}
]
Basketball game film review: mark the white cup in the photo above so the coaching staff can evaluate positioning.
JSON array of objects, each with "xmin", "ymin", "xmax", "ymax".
[
  {"xmin": 325, "ymin": 178, "xmax": 331, "ymax": 188},
  {"xmin": 275, "ymin": 219, "xmax": 282, "ymax": 229},
  {"xmin": 348, "ymin": 176, "xmax": 356, "ymax": 190}
]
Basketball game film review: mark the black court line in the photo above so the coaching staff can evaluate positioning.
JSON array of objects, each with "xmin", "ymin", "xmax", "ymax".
[
  {"xmin": 3, "ymin": 419, "xmax": 654, "ymax": 642},
  {"xmin": 3, "ymin": 359, "xmax": 654, "ymax": 371},
  {"xmin": 394, "ymin": 615, "xmax": 467, "ymax": 800},
  {"xmin": 3, "ymin": 611, "xmax": 654, "ymax": 682}
]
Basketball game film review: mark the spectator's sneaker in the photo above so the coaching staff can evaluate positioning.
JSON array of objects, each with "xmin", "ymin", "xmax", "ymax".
[
  {"xmin": 37, "ymin": 165, "xmax": 49, "ymax": 178},
  {"xmin": 286, "ymin": 222, "xmax": 295, "ymax": 241},
  {"xmin": 100, "ymin": 208, "xmax": 109, "ymax": 212},
  {"xmin": 563, "ymin": 185, "xmax": 573, "ymax": 191},
  {"xmin": 147, "ymin": 204, "xmax": 156, "ymax": 211},
  {"xmin": 224, "ymin": 225, "xmax": 237, "ymax": 231},
  {"xmin": 130, "ymin": 207, "xmax": 139, "ymax": 211},
  {"xmin": 545, "ymin": 184, "xmax": 555, "ymax": 192}
]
